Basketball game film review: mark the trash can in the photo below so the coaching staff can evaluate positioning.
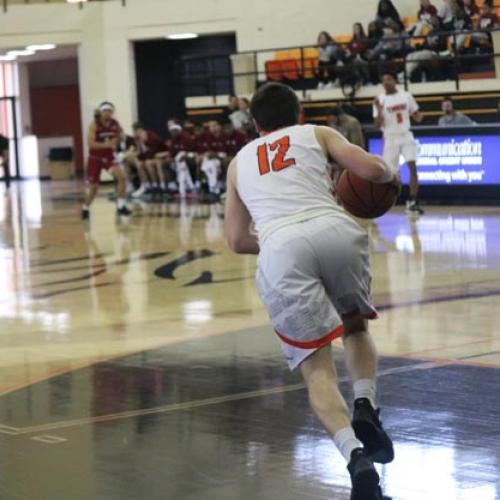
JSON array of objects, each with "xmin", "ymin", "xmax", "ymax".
[{"xmin": 48, "ymin": 147, "xmax": 74, "ymax": 180}]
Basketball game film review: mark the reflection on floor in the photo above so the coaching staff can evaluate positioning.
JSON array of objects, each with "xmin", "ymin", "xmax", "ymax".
[{"xmin": 0, "ymin": 181, "xmax": 499, "ymax": 499}]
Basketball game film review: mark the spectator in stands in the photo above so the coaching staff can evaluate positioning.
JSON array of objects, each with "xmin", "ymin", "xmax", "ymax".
[
  {"xmin": 497, "ymin": 101, "xmax": 500, "ymax": 122},
  {"xmin": 367, "ymin": 21, "xmax": 407, "ymax": 79},
  {"xmin": 479, "ymin": 0, "xmax": 499, "ymax": 28},
  {"xmin": 0, "ymin": 133, "xmax": 10, "ymax": 189},
  {"xmin": 326, "ymin": 106, "xmax": 365, "ymax": 149},
  {"xmin": 230, "ymin": 97, "xmax": 252, "ymax": 132},
  {"xmin": 438, "ymin": 96, "xmax": 476, "ymax": 126},
  {"xmin": 472, "ymin": 2, "xmax": 499, "ymax": 45},
  {"xmin": 365, "ymin": 21, "xmax": 384, "ymax": 82},
  {"xmin": 449, "ymin": 1, "xmax": 473, "ymax": 51},
  {"xmin": 376, "ymin": 0, "xmax": 404, "ymax": 30},
  {"xmin": 408, "ymin": 0, "xmax": 438, "ymax": 35},
  {"xmin": 438, "ymin": 0, "xmax": 454, "ymax": 25},
  {"xmin": 463, "ymin": 0, "xmax": 480, "ymax": 18},
  {"xmin": 222, "ymin": 95, "xmax": 239, "ymax": 124},
  {"xmin": 367, "ymin": 20, "xmax": 384, "ymax": 47},
  {"xmin": 344, "ymin": 23, "xmax": 371, "ymax": 85},
  {"xmin": 406, "ymin": 15, "xmax": 448, "ymax": 81},
  {"xmin": 316, "ymin": 31, "xmax": 343, "ymax": 89}
]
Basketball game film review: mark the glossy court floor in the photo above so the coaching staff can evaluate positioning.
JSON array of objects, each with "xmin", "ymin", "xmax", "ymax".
[{"xmin": 0, "ymin": 180, "xmax": 499, "ymax": 500}]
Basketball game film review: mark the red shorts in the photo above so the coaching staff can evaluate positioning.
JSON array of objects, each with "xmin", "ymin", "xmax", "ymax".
[{"xmin": 87, "ymin": 155, "xmax": 116, "ymax": 184}]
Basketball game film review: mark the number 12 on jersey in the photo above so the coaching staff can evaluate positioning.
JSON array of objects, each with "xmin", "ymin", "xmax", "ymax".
[{"xmin": 257, "ymin": 136, "xmax": 296, "ymax": 175}]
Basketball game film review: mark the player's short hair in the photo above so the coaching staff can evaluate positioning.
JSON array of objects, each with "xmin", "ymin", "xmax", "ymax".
[
  {"xmin": 132, "ymin": 122, "xmax": 144, "ymax": 130},
  {"xmin": 382, "ymin": 72, "xmax": 397, "ymax": 82},
  {"xmin": 250, "ymin": 83, "xmax": 300, "ymax": 132},
  {"xmin": 442, "ymin": 95, "xmax": 454, "ymax": 104},
  {"xmin": 327, "ymin": 106, "xmax": 342, "ymax": 117}
]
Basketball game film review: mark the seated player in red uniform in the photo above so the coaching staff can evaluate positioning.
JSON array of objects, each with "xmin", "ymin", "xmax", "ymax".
[
  {"xmin": 197, "ymin": 120, "xmax": 231, "ymax": 198},
  {"xmin": 129, "ymin": 123, "xmax": 164, "ymax": 197},
  {"xmin": 155, "ymin": 121, "xmax": 196, "ymax": 195},
  {"xmin": 223, "ymin": 122, "xmax": 249, "ymax": 158},
  {"xmin": 82, "ymin": 102, "xmax": 130, "ymax": 219}
]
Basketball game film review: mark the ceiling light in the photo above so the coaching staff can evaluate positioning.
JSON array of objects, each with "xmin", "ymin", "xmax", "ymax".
[
  {"xmin": 7, "ymin": 49, "xmax": 35, "ymax": 57},
  {"xmin": 0, "ymin": 55, "xmax": 16, "ymax": 61},
  {"xmin": 167, "ymin": 33, "xmax": 199, "ymax": 40},
  {"xmin": 26, "ymin": 44, "xmax": 56, "ymax": 51}
]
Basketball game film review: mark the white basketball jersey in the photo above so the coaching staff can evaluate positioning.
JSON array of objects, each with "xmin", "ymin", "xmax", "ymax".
[
  {"xmin": 236, "ymin": 124, "xmax": 344, "ymax": 241},
  {"xmin": 373, "ymin": 90, "xmax": 419, "ymax": 136}
]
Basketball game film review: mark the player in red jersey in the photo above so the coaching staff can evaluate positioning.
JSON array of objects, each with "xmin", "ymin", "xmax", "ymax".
[
  {"xmin": 154, "ymin": 122, "xmax": 197, "ymax": 195},
  {"xmin": 82, "ymin": 102, "xmax": 130, "ymax": 219},
  {"xmin": 197, "ymin": 120, "xmax": 230, "ymax": 197},
  {"xmin": 223, "ymin": 123, "xmax": 249, "ymax": 157},
  {"xmin": 130, "ymin": 123, "xmax": 165, "ymax": 197}
]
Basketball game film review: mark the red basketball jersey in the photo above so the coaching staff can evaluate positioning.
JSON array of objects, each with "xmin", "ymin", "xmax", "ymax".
[{"xmin": 90, "ymin": 118, "xmax": 122, "ymax": 158}]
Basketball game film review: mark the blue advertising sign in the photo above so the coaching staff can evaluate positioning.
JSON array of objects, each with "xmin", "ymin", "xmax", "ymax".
[{"xmin": 368, "ymin": 135, "xmax": 500, "ymax": 185}]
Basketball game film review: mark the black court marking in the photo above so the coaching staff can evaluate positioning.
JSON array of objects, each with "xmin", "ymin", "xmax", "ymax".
[
  {"xmin": 34, "ymin": 251, "xmax": 171, "ymax": 274},
  {"xmin": 184, "ymin": 271, "xmax": 251, "ymax": 287},
  {"xmin": 34, "ymin": 269, "xmax": 108, "ymax": 288},
  {"xmin": 32, "ymin": 282, "xmax": 116, "ymax": 299},
  {"xmin": 154, "ymin": 249, "xmax": 216, "ymax": 280},
  {"xmin": 457, "ymin": 349, "xmax": 500, "ymax": 361},
  {"xmin": 30, "ymin": 254, "xmax": 110, "ymax": 267},
  {"xmin": 376, "ymin": 283, "xmax": 500, "ymax": 312}
]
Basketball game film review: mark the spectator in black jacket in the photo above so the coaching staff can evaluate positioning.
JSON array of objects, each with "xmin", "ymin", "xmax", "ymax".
[
  {"xmin": 449, "ymin": 1, "xmax": 473, "ymax": 51},
  {"xmin": 376, "ymin": 0, "xmax": 404, "ymax": 30}
]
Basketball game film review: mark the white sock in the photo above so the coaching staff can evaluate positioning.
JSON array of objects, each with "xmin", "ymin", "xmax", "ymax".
[
  {"xmin": 354, "ymin": 379, "xmax": 377, "ymax": 408},
  {"xmin": 334, "ymin": 427, "xmax": 363, "ymax": 462},
  {"xmin": 117, "ymin": 198, "xmax": 126, "ymax": 209}
]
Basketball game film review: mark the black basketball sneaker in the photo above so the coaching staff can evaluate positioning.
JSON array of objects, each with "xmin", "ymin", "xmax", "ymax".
[
  {"xmin": 348, "ymin": 448, "xmax": 392, "ymax": 500},
  {"xmin": 348, "ymin": 448, "xmax": 380, "ymax": 500},
  {"xmin": 352, "ymin": 398, "xmax": 394, "ymax": 464}
]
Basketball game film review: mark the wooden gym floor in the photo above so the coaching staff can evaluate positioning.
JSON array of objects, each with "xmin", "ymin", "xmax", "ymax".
[{"xmin": 0, "ymin": 180, "xmax": 499, "ymax": 500}]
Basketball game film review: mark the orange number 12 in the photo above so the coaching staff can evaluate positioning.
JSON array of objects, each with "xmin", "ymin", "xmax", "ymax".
[{"xmin": 257, "ymin": 136, "xmax": 296, "ymax": 175}]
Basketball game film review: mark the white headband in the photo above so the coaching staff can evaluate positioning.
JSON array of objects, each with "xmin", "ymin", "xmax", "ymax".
[
  {"xmin": 99, "ymin": 104, "xmax": 114, "ymax": 112},
  {"xmin": 169, "ymin": 124, "xmax": 182, "ymax": 132}
]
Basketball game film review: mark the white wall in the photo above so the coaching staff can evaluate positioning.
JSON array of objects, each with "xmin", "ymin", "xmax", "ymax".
[{"xmin": 0, "ymin": 0, "xmax": 453, "ymax": 134}]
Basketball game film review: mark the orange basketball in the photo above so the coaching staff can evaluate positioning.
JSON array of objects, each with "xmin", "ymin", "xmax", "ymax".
[{"xmin": 336, "ymin": 170, "xmax": 399, "ymax": 219}]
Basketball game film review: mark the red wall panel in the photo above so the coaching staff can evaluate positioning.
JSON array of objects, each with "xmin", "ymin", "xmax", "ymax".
[{"xmin": 30, "ymin": 85, "xmax": 84, "ymax": 174}]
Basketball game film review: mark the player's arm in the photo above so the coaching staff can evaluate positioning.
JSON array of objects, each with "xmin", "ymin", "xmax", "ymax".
[
  {"xmin": 315, "ymin": 126, "xmax": 396, "ymax": 184},
  {"xmin": 224, "ymin": 159, "xmax": 259, "ymax": 255},
  {"xmin": 409, "ymin": 94, "xmax": 423, "ymax": 123},
  {"xmin": 373, "ymin": 98, "xmax": 384, "ymax": 129}
]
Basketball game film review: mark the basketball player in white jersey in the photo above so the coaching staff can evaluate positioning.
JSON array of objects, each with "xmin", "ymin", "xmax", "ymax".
[
  {"xmin": 225, "ymin": 83, "xmax": 395, "ymax": 500},
  {"xmin": 374, "ymin": 72, "xmax": 424, "ymax": 215}
]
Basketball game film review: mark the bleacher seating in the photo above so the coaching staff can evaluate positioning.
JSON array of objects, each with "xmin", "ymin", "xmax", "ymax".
[{"xmin": 264, "ymin": 3, "xmax": 500, "ymax": 83}]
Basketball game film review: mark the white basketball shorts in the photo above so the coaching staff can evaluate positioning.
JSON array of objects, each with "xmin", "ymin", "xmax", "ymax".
[
  {"xmin": 256, "ymin": 213, "xmax": 378, "ymax": 371},
  {"xmin": 382, "ymin": 132, "xmax": 417, "ymax": 170}
]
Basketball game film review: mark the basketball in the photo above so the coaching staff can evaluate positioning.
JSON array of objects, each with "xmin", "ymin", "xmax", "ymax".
[{"xmin": 336, "ymin": 170, "xmax": 399, "ymax": 219}]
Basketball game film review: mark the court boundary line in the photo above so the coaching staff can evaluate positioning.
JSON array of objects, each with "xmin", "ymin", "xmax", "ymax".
[{"xmin": 7, "ymin": 359, "xmax": 450, "ymax": 436}]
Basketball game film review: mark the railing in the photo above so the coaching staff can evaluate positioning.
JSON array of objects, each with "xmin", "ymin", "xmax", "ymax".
[
  {"xmin": 1, "ymin": 0, "xmax": 125, "ymax": 12},
  {"xmin": 179, "ymin": 27, "xmax": 500, "ymax": 101}
]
